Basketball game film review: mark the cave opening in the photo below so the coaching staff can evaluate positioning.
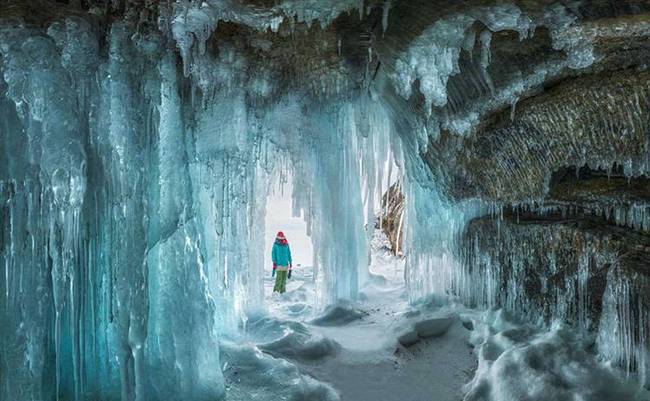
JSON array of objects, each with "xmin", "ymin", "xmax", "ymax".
[{"xmin": 263, "ymin": 174, "xmax": 316, "ymax": 317}]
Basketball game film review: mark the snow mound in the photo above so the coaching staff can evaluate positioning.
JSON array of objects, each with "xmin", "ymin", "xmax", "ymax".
[
  {"xmin": 280, "ymin": 284, "xmax": 309, "ymax": 303},
  {"xmin": 464, "ymin": 309, "xmax": 649, "ymax": 401},
  {"xmin": 365, "ymin": 271, "xmax": 389, "ymax": 287},
  {"xmin": 259, "ymin": 331, "xmax": 340, "ymax": 361},
  {"xmin": 247, "ymin": 317, "xmax": 340, "ymax": 360},
  {"xmin": 310, "ymin": 302, "xmax": 367, "ymax": 326},
  {"xmin": 247, "ymin": 316, "xmax": 307, "ymax": 342},
  {"xmin": 285, "ymin": 302, "xmax": 312, "ymax": 317},
  {"xmin": 220, "ymin": 340, "xmax": 340, "ymax": 401}
]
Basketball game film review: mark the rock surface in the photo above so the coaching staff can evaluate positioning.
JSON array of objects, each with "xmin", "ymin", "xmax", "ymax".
[
  {"xmin": 397, "ymin": 330, "xmax": 420, "ymax": 347},
  {"xmin": 414, "ymin": 316, "xmax": 456, "ymax": 338},
  {"xmin": 457, "ymin": 212, "xmax": 650, "ymax": 385}
]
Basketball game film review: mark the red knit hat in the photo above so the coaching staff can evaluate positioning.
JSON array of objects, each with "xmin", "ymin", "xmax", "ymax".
[{"xmin": 276, "ymin": 231, "xmax": 285, "ymax": 239}]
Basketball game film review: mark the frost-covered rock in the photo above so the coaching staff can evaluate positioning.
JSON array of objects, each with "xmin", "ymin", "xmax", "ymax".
[
  {"xmin": 310, "ymin": 301, "xmax": 368, "ymax": 326},
  {"xmin": 414, "ymin": 316, "xmax": 456, "ymax": 338},
  {"xmin": 397, "ymin": 330, "xmax": 420, "ymax": 347},
  {"xmin": 459, "ymin": 213, "xmax": 650, "ymax": 388},
  {"xmin": 379, "ymin": 182, "xmax": 405, "ymax": 255}
]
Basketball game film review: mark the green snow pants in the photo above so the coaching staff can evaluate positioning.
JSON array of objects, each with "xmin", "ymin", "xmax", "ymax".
[{"xmin": 273, "ymin": 270, "xmax": 288, "ymax": 294}]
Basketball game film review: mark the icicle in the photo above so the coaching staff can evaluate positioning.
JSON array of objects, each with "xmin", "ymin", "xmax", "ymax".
[
  {"xmin": 382, "ymin": 0, "xmax": 391, "ymax": 34},
  {"xmin": 479, "ymin": 29, "xmax": 492, "ymax": 69}
]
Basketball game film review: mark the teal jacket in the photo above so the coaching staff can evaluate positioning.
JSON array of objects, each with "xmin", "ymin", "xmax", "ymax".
[{"xmin": 272, "ymin": 240, "xmax": 292, "ymax": 267}]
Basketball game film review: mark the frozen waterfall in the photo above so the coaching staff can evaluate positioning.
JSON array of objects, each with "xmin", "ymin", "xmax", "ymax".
[{"xmin": 0, "ymin": 15, "xmax": 409, "ymax": 400}]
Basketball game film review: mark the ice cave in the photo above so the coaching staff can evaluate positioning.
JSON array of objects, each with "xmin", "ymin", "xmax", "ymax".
[{"xmin": 1, "ymin": 1, "xmax": 650, "ymax": 400}]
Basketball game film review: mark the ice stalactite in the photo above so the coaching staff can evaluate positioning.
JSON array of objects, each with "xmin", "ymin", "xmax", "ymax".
[
  {"xmin": 171, "ymin": 0, "xmax": 380, "ymax": 41},
  {"xmin": 376, "ymin": 83, "xmax": 483, "ymax": 302},
  {"xmin": 0, "ymin": 180, "xmax": 53, "ymax": 401},
  {"xmin": 458, "ymin": 219, "xmax": 612, "ymax": 330},
  {"xmin": 103, "ymin": 23, "xmax": 151, "ymax": 401},
  {"xmin": 397, "ymin": 164, "xmax": 484, "ymax": 303},
  {"xmin": 144, "ymin": 54, "xmax": 224, "ymax": 400},
  {"xmin": 598, "ymin": 265, "xmax": 650, "ymax": 388},
  {"xmin": 387, "ymin": 3, "xmax": 599, "ymax": 142},
  {"xmin": 189, "ymin": 89, "xmax": 268, "ymax": 331},
  {"xmin": 305, "ymin": 99, "xmax": 390, "ymax": 305},
  {"xmin": 505, "ymin": 202, "xmax": 650, "ymax": 234},
  {"xmin": 458, "ymin": 216, "xmax": 650, "ymax": 389},
  {"xmin": 0, "ymin": 18, "xmax": 226, "ymax": 401}
]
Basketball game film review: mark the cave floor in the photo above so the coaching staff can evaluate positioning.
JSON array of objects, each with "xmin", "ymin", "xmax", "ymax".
[
  {"xmin": 299, "ymin": 319, "xmax": 475, "ymax": 401},
  {"xmin": 258, "ymin": 245, "xmax": 476, "ymax": 401},
  {"xmin": 221, "ymin": 236, "xmax": 650, "ymax": 401}
]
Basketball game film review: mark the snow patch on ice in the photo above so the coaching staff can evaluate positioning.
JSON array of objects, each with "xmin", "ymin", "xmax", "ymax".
[
  {"xmin": 463, "ymin": 309, "xmax": 650, "ymax": 401},
  {"xmin": 247, "ymin": 316, "xmax": 340, "ymax": 361}
]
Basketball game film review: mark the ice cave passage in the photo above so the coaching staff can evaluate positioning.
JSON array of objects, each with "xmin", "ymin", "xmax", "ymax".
[{"xmin": 2, "ymin": 1, "xmax": 650, "ymax": 401}]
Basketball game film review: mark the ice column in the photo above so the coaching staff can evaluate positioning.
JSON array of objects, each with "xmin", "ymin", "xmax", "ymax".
[
  {"xmin": 189, "ymin": 90, "xmax": 267, "ymax": 331},
  {"xmin": 0, "ymin": 23, "xmax": 87, "ymax": 401},
  {"xmin": 145, "ymin": 54, "xmax": 225, "ymax": 400}
]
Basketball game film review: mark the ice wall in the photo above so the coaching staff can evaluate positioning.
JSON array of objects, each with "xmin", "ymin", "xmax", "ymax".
[
  {"xmin": 0, "ymin": 8, "xmax": 399, "ymax": 399},
  {"xmin": 373, "ymin": 3, "xmax": 650, "ymax": 388},
  {"xmin": 0, "ymin": 18, "xmax": 224, "ymax": 401}
]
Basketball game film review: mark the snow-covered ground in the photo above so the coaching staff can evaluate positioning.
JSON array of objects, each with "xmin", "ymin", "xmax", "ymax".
[
  {"xmin": 463, "ymin": 309, "xmax": 650, "ymax": 401},
  {"xmin": 224, "ymin": 231, "xmax": 474, "ymax": 400},
  {"xmin": 223, "ymin": 230, "xmax": 650, "ymax": 401}
]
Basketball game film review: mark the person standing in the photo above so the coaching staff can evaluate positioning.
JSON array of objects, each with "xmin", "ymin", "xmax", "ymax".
[{"xmin": 271, "ymin": 231, "xmax": 292, "ymax": 293}]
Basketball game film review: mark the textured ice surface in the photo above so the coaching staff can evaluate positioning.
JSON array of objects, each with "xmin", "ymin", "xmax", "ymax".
[
  {"xmin": 597, "ymin": 267, "xmax": 650, "ymax": 389},
  {"xmin": 0, "ymin": 12, "xmax": 400, "ymax": 399},
  {"xmin": 220, "ymin": 340, "xmax": 340, "ymax": 401},
  {"xmin": 391, "ymin": 3, "xmax": 598, "ymax": 140},
  {"xmin": 464, "ymin": 310, "xmax": 650, "ymax": 401},
  {"xmin": 458, "ymin": 215, "xmax": 650, "ymax": 388}
]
